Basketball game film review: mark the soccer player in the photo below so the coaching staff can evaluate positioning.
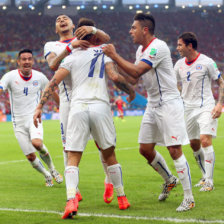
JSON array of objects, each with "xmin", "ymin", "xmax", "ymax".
[
  {"xmin": 103, "ymin": 13, "xmax": 194, "ymax": 212},
  {"xmin": 0, "ymin": 49, "xmax": 63, "ymax": 187},
  {"xmin": 44, "ymin": 14, "xmax": 113, "ymax": 203},
  {"xmin": 34, "ymin": 17, "xmax": 135, "ymax": 219},
  {"xmin": 115, "ymin": 96, "xmax": 126, "ymax": 120},
  {"xmin": 174, "ymin": 32, "xmax": 224, "ymax": 191}
]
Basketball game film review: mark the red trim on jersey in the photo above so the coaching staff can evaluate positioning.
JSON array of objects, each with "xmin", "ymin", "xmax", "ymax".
[
  {"xmin": 185, "ymin": 53, "xmax": 200, "ymax": 66},
  {"xmin": 59, "ymin": 37, "xmax": 77, "ymax": 43},
  {"xmin": 142, "ymin": 37, "xmax": 157, "ymax": 52},
  {"xmin": 18, "ymin": 69, "xmax": 32, "ymax": 81}
]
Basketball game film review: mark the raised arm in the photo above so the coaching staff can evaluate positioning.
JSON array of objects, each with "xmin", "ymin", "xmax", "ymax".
[
  {"xmin": 105, "ymin": 62, "xmax": 135, "ymax": 102},
  {"xmin": 46, "ymin": 40, "xmax": 90, "ymax": 71},
  {"xmin": 212, "ymin": 76, "xmax": 224, "ymax": 119},
  {"xmin": 75, "ymin": 26, "xmax": 110, "ymax": 44},
  {"xmin": 33, "ymin": 68, "xmax": 69, "ymax": 126},
  {"xmin": 103, "ymin": 44, "xmax": 151, "ymax": 78}
]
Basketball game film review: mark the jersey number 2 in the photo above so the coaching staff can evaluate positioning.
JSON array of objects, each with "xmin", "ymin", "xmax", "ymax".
[{"xmin": 187, "ymin": 72, "xmax": 191, "ymax": 81}]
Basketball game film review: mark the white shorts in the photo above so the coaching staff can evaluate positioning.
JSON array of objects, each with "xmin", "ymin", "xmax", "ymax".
[
  {"xmin": 185, "ymin": 104, "xmax": 217, "ymax": 140},
  {"xmin": 14, "ymin": 117, "xmax": 43, "ymax": 155},
  {"xmin": 65, "ymin": 103, "xmax": 116, "ymax": 152},
  {"xmin": 138, "ymin": 98, "xmax": 189, "ymax": 147}
]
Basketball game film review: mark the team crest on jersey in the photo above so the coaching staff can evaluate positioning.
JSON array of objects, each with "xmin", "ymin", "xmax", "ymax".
[
  {"xmin": 196, "ymin": 64, "xmax": 202, "ymax": 70},
  {"xmin": 149, "ymin": 48, "xmax": 157, "ymax": 59},
  {"xmin": 33, "ymin": 80, "xmax": 39, "ymax": 86}
]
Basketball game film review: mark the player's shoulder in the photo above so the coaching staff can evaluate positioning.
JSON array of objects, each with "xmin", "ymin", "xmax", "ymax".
[
  {"xmin": 3, "ymin": 69, "xmax": 18, "ymax": 78},
  {"xmin": 175, "ymin": 57, "xmax": 185, "ymax": 67},
  {"xmin": 32, "ymin": 69, "xmax": 46, "ymax": 78},
  {"xmin": 198, "ymin": 53, "xmax": 214, "ymax": 64},
  {"xmin": 44, "ymin": 41, "xmax": 59, "ymax": 47}
]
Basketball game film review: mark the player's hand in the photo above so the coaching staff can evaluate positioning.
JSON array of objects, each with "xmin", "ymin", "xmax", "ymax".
[
  {"xmin": 211, "ymin": 103, "xmax": 222, "ymax": 119},
  {"xmin": 103, "ymin": 44, "xmax": 117, "ymax": 59},
  {"xmin": 127, "ymin": 90, "xmax": 136, "ymax": 103},
  {"xmin": 75, "ymin": 26, "xmax": 94, "ymax": 40},
  {"xmin": 33, "ymin": 108, "xmax": 42, "ymax": 128},
  {"xmin": 71, "ymin": 40, "xmax": 90, "ymax": 50}
]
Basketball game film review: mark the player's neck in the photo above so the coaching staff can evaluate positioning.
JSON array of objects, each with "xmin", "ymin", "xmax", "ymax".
[
  {"xmin": 19, "ymin": 69, "xmax": 31, "ymax": 77},
  {"xmin": 186, "ymin": 51, "xmax": 199, "ymax": 62},
  {"xmin": 59, "ymin": 31, "xmax": 74, "ymax": 41},
  {"xmin": 142, "ymin": 36, "xmax": 156, "ymax": 50}
]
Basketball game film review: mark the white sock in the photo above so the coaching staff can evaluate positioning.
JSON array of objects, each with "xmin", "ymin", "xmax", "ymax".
[
  {"xmin": 150, "ymin": 151, "xmax": 173, "ymax": 183},
  {"xmin": 99, "ymin": 151, "xmax": 112, "ymax": 184},
  {"xmin": 203, "ymin": 145, "xmax": 215, "ymax": 185},
  {"xmin": 193, "ymin": 148, "xmax": 206, "ymax": 178},
  {"xmin": 173, "ymin": 154, "xmax": 193, "ymax": 199},
  {"xmin": 65, "ymin": 166, "xmax": 79, "ymax": 200},
  {"xmin": 30, "ymin": 157, "xmax": 50, "ymax": 177},
  {"xmin": 39, "ymin": 144, "xmax": 55, "ymax": 171},
  {"xmin": 107, "ymin": 164, "xmax": 124, "ymax": 196}
]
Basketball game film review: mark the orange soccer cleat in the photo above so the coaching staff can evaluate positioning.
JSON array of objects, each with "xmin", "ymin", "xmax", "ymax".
[
  {"xmin": 117, "ymin": 195, "xmax": 130, "ymax": 210},
  {"xmin": 62, "ymin": 197, "xmax": 78, "ymax": 219},
  {"xmin": 76, "ymin": 191, "xmax": 83, "ymax": 202},
  {"xmin": 103, "ymin": 182, "xmax": 114, "ymax": 204}
]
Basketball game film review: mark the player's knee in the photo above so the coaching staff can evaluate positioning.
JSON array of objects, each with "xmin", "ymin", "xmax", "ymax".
[
  {"xmin": 200, "ymin": 136, "xmax": 212, "ymax": 148},
  {"xmin": 190, "ymin": 140, "xmax": 201, "ymax": 151},
  {"xmin": 26, "ymin": 153, "xmax": 36, "ymax": 162},
  {"xmin": 31, "ymin": 139, "xmax": 43, "ymax": 150}
]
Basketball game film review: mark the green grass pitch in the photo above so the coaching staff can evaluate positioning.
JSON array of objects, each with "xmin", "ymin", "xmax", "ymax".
[{"xmin": 0, "ymin": 116, "xmax": 224, "ymax": 224}]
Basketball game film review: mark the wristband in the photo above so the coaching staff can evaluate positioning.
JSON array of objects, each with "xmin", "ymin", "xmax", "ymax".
[
  {"xmin": 91, "ymin": 27, "xmax": 97, "ymax": 35},
  {"xmin": 66, "ymin": 43, "xmax": 73, "ymax": 53}
]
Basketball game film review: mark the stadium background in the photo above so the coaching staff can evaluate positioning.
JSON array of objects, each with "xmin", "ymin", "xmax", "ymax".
[{"xmin": 0, "ymin": 0, "xmax": 223, "ymax": 121}]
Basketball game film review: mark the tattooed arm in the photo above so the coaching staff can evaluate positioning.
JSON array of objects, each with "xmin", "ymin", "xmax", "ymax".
[
  {"xmin": 105, "ymin": 62, "xmax": 135, "ymax": 102},
  {"xmin": 33, "ymin": 68, "xmax": 70, "ymax": 127},
  {"xmin": 212, "ymin": 76, "xmax": 224, "ymax": 119}
]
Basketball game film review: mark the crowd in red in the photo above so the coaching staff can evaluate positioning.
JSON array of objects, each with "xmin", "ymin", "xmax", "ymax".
[{"xmin": 0, "ymin": 10, "xmax": 223, "ymax": 114}]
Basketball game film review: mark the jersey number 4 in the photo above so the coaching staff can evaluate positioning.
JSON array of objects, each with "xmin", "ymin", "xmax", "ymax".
[
  {"xmin": 88, "ymin": 52, "xmax": 105, "ymax": 79},
  {"xmin": 23, "ymin": 87, "xmax": 28, "ymax": 96}
]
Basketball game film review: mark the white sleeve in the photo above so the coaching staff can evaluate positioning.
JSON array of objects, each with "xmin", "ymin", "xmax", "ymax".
[
  {"xmin": 104, "ymin": 54, "xmax": 113, "ymax": 64},
  {"xmin": 59, "ymin": 56, "xmax": 73, "ymax": 73},
  {"xmin": 141, "ymin": 44, "xmax": 168, "ymax": 68},
  {"xmin": 174, "ymin": 61, "xmax": 181, "ymax": 82},
  {"xmin": 44, "ymin": 42, "xmax": 54, "ymax": 59},
  {"xmin": 0, "ymin": 73, "xmax": 10, "ymax": 91},
  {"xmin": 207, "ymin": 58, "xmax": 221, "ymax": 80}
]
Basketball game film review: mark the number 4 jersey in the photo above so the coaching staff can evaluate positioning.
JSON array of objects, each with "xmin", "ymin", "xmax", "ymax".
[
  {"xmin": 0, "ymin": 69, "xmax": 48, "ymax": 120},
  {"xmin": 174, "ymin": 53, "xmax": 221, "ymax": 108},
  {"xmin": 59, "ymin": 45, "xmax": 112, "ymax": 106}
]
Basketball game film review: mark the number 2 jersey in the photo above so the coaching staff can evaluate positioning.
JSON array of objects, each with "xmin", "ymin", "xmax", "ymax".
[
  {"xmin": 174, "ymin": 53, "xmax": 221, "ymax": 108},
  {"xmin": 59, "ymin": 45, "xmax": 112, "ymax": 106},
  {"xmin": 0, "ymin": 69, "xmax": 48, "ymax": 123},
  {"xmin": 44, "ymin": 38, "xmax": 77, "ymax": 103}
]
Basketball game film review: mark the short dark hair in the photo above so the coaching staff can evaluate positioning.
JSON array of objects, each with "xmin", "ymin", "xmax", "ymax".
[
  {"xmin": 77, "ymin": 18, "xmax": 95, "ymax": 40},
  {"xmin": 18, "ymin": 49, "xmax": 33, "ymax": 58},
  {"xmin": 134, "ymin": 13, "xmax": 155, "ymax": 35},
  {"xmin": 178, "ymin": 32, "xmax": 198, "ymax": 50}
]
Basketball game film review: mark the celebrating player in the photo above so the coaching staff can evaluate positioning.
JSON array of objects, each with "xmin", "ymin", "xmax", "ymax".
[
  {"xmin": 34, "ymin": 17, "xmax": 135, "ymax": 219},
  {"xmin": 103, "ymin": 13, "xmax": 195, "ymax": 212},
  {"xmin": 115, "ymin": 96, "xmax": 126, "ymax": 120},
  {"xmin": 0, "ymin": 49, "xmax": 63, "ymax": 187},
  {"xmin": 44, "ymin": 14, "xmax": 113, "ymax": 202},
  {"xmin": 175, "ymin": 32, "xmax": 224, "ymax": 191}
]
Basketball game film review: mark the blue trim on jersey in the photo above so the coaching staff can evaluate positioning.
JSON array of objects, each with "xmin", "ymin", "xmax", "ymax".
[
  {"xmin": 45, "ymin": 52, "xmax": 51, "ymax": 59},
  {"xmin": 62, "ymin": 39, "xmax": 73, "ymax": 43},
  {"xmin": 99, "ymin": 54, "xmax": 105, "ymax": 79},
  {"xmin": 186, "ymin": 161, "xmax": 192, "ymax": 188},
  {"xmin": 200, "ymin": 75, "xmax": 206, "ymax": 108},
  {"xmin": 218, "ymin": 73, "xmax": 221, "ymax": 79},
  {"xmin": 63, "ymin": 81, "xmax": 69, "ymax": 101},
  {"xmin": 155, "ymin": 68, "xmax": 163, "ymax": 105},
  {"xmin": 157, "ymin": 162, "xmax": 171, "ymax": 178},
  {"xmin": 0, "ymin": 86, "xmax": 3, "ymax": 89},
  {"xmin": 141, "ymin": 59, "xmax": 153, "ymax": 67}
]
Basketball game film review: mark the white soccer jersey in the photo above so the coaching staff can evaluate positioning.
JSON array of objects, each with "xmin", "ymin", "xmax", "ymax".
[
  {"xmin": 0, "ymin": 69, "xmax": 48, "ymax": 124},
  {"xmin": 60, "ymin": 45, "xmax": 112, "ymax": 105},
  {"xmin": 44, "ymin": 37, "xmax": 77, "ymax": 103},
  {"xmin": 136, "ymin": 38, "xmax": 180, "ymax": 107},
  {"xmin": 174, "ymin": 53, "xmax": 221, "ymax": 108}
]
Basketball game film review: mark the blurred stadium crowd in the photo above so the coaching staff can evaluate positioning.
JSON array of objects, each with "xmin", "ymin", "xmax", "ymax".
[{"xmin": 0, "ymin": 10, "xmax": 223, "ymax": 114}]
